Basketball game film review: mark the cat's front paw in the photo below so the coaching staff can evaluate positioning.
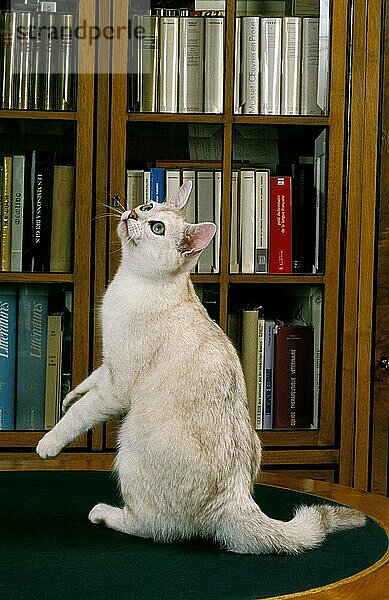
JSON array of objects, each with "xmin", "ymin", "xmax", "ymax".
[
  {"xmin": 89, "ymin": 503, "xmax": 111, "ymax": 525},
  {"xmin": 36, "ymin": 433, "xmax": 62, "ymax": 459},
  {"xmin": 62, "ymin": 390, "xmax": 82, "ymax": 412}
]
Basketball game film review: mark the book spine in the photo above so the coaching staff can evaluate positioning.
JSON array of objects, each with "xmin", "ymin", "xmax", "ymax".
[
  {"xmin": 143, "ymin": 171, "xmax": 150, "ymax": 203},
  {"xmin": 31, "ymin": 151, "xmax": 54, "ymax": 272},
  {"xmin": 256, "ymin": 317, "xmax": 265, "ymax": 429},
  {"xmin": 126, "ymin": 170, "xmax": 144, "ymax": 209},
  {"xmin": 241, "ymin": 16, "xmax": 260, "ymax": 114},
  {"xmin": 16, "ymin": 285, "xmax": 49, "ymax": 431},
  {"xmin": 239, "ymin": 169, "xmax": 256, "ymax": 273},
  {"xmin": 178, "ymin": 17, "xmax": 204, "ymax": 113},
  {"xmin": 165, "ymin": 169, "xmax": 181, "ymax": 201},
  {"xmin": 301, "ymin": 18, "xmax": 321, "ymax": 116},
  {"xmin": 274, "ymin": 325, "xmax": 314, "ymax": 429},
  {"xmin": 260, "ymin": 17, "xmax": 282, "ymax": 115},
  {"xmin": 44, "ymin": 314, "xmax": 63, "ymax": 430},
  {"xmin": 60, "ymin": 289, "xmax": 72, "ymax": 408},
  {"xmin": 150, "ymin": 167, "xmax": 165, "ymax": 203},
  {"xmin": 204, "ymin": 17, "xmax": 224, "ymax": 113},
  {"xmin": 181, "ymin": 170, "xmax": 196, "ymax": 223},
  {"xmin": 14, "ymin": 12, "xmax": 32, "ymax": 110},
  {"xmin": 136, "ymin": 15, "xmax": 159, "ymax": 113},
  {"xmin": 281, "ymin": 17, "xmax": 302, "ymax": 115},
  {"xmin": 159, "ymin": 16, "xmax": 179, "ymax": 113},
  {"xmin": 313, "ymin": 129, "xmax": 327, "ymax": 273},
  {"xmin": 196, "ymin": 170, "xmax": 214, "ymax": 273},
  {"xmin": 311, "ymin": 286, "xmax": 322, "ymax": 428},
  {"xmin": 241, "ymin": 309, "xmax": 259, "ymax": 428},
  {"xmin": 30, "ymin": 13, "xmax": 47, "ymax": 111},
  {"xmin": 57, "ymin": 14, "xmax": 76, "ymax": 111},
  {"xmin": 269, "ymin": 176, "xmax": 293, "ymax": 273},
  {"xmin": 292, "ymin": 157, "xmax": 315, "ymax": 273},
  {"xmin": 44, "ymin": 13, "xmax": 59, "ymax": 110},
  {"xmin": 214, "ymin": 170, "xmax": 222, "ymax": 273},
  {"xmin": 255, "ymin": 169, "xmax": 269, "ymax": 272},
  {"xmin": 263, "ymin": 319, "xmax": 275, "ymax": 429},
  {"xmin": 1, "ymin": 11, "xmax": 17, "ymax": 109},
  {"xmin": 317, "ymin": 0, "xmax": 330, "ymax": 113},
  {"xmin": 230, "ymin": 170, "xmax": 240, "ymax": 273},
  {"xmin": 50, "ymin": 165, "xmax": 75, "ymax": 272},
  {"xmin": 234, "ymin": 17, "xmax": 242, "ymax": 114},
  {"xmin": 11, "ymin": 155, "xmax": 25, "ymax": 272},
  {"xmin": 1, "ymin": 157, "xmax": 12, "ymax": 272},
  {"xmin": 0, "ymin": 285, "xmax": 17, "ymax": 430}
]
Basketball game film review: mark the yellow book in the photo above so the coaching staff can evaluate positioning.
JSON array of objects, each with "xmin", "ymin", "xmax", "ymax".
[
  {"xmin": 1, "ymin": 157, "xmax": 12, "ymax": 272},
  {"xmin": 50, "ymin": 166, "xmax": 75, "ymax": 272},
  {"xmin": 44, "ymin": 314, "xmax": 63, "ymax": 430}
]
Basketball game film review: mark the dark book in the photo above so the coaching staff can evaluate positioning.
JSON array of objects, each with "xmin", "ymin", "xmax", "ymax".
[
  {"xmin": 274, "ymin": 325, "xmax": 314, "ymax": 429},
  {"xmin": 28, "ymin": 151, "xmax": 55, "ymax": 272},
  {"xmin": 292, "ymin": 157, "xmax": 316, "ymax": 273}
]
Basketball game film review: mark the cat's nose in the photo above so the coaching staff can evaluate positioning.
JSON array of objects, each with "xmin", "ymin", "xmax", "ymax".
[{"xmin": 128, "ymin": 209, "xmax": 138, "ymax": 220}]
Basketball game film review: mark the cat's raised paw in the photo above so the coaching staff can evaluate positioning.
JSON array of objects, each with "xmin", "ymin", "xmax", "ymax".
[
  {"xmin": 36, "ymin": 434, "xmax": 62, "ymax": 459},
  {"xmin": 89, "ymin": 503, "xmax": 111, "ymax": 525},
  {"xmin": 62, "ymin": 390, "xmax": 82, "ymax": 412}
]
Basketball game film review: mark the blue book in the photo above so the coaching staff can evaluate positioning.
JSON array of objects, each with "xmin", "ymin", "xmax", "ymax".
[
  {"xmin": 16, "ymin": 285, "xmax": 49, "ymax": 430},
  {"xmin": 0, "ymin": 286, "xmax": 17, "ymax": 430},
  {"xmin": 150, "ymin": 168, "xmax": 165, "ymax": 203}
]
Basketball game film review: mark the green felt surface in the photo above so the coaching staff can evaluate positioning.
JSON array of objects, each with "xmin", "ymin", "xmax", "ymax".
[{"xmin": 0, "ymin": 471, "xmax": 387, "ymax": 600}]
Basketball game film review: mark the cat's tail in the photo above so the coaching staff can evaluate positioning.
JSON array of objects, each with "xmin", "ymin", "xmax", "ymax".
[{"xmin": 216, "ymin": 498, "xmax": 366, "ymax": 555}]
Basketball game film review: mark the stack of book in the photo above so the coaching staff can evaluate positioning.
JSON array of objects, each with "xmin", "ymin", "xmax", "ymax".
[
  {"xmin": 126, "ymin": 166, "xmax": 221, "ymax": 273},
  {"xmin": 0, "ymin": 4, "xmax": 77, "ymax": 111},
  {"xmin": 0, "ymin": 285, "xmax": 72, "ymax": 431},
  {"xmin": 129, "ymin": 10, "xmax": 224, "ymax": 113},
  {"xmin": 0, "ymin": 152, "xmax": 75, "ymax": 273},
  {"xmin": 230, "ymin": 129, "xmax": 327, "ymax": 274},
  {"xmin": 235, "ymin": 286, "xmax": 322, "ymax": 430},
  {"xmin": 235, "ymin": 15, "xmax": 325, "ymax": 115}
]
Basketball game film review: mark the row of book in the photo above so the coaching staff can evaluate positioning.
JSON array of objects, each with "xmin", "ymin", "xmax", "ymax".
[
  {"xmin": 235, "ymin": 16, "xmax": 326, "ymax": 115},
  {"xmin": 0, "ymin": 8, "xmax": 76, "ymax": 111},
  {"xmin": 126, "ymin": 166, "xmax": 221, "ymax": 274},
  {"xmin": 0, "ymin": 152, "xmax": 74, "ymax": 273},
  {"xmin": 231, "ymin": 286, "xmax": 322, "ymax": 430},
  {"xmin": 129, "ymin": 13, "xmax": 224, "ymax": 113},
  {"xmin": 0, "ymin": 285, "xmax": 72, "ymax": 431}
]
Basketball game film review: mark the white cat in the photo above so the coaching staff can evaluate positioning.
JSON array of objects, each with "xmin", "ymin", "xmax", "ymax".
[{"xmin": 37, "ymin": 181, "xmax": 365, "ymax": 554}]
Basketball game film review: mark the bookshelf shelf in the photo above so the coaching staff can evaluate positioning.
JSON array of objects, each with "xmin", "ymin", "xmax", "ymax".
[
  {"xmin": 0, "ymin": 111, "xmax": 77, "ymax": 121},
  {"xmin": 0, "ymin": 274, "xmax": 74, "ymax": 284},
  {"xmin": 126, "ymin": 113, "xmax": 225, "ymax": 124},
  {"xmin": 228, "ymin": 275, "xmax": 325, "ymax": 284},
  {"xmin": 232, "ymin": 116, "xmax": 329, "ymax": 126}
]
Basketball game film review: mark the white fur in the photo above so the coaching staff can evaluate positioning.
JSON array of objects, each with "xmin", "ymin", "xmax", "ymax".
[{"xmin": 37, "ymin": 185, "xmax": 366, "ymax": 554}]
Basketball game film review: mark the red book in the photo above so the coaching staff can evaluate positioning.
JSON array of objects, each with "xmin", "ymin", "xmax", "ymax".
[
  {"xmin": 274, "ymin": 325, "xmax": 314, "ymax": 429},
  {"xmin": 269, "ymin": 176, "xmax": 293, "ymax": 273}
]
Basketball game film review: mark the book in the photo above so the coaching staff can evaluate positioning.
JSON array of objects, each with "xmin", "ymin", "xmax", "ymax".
[
  {"xmin": 241, "ymin": 309, "xmax": 261, "ymax": 428},
  {"xmin": 143, "ymin": 171, "xmax": 151, "ymax": 203},
  {"xmin": 317, "ymin": 0, "xmax": 330, "ymax": 113},
  {"xmin": 269, "ymin": 176, "xmax": 293, "ymax": 273},
  {"xmin": 241, "ymin": 16, "xmax": 260, "ymax": 114},
  {"xmin": 60, "ymin": 290, "xmax": 72, "ymax": 409},
  {"xmin": 281, "ymin": 17, "xmax": 302, "ymax": 115},
  {"xmin": 256, "ymin": 316, "xmax": 266, "ymax": 428},
  {"xmin": 214, "ymin": 170, "xmax": 222, "ymax": 273},
  {"xmin": 263, "ymin": 319, "xmax": 275, "ymax": 429},
  {"xmin": 165, "ymin": 169, "xmax": 181, "ymax": 201},
  {"xmin": 260, "ymin": 18, "xmax": 282, "ymax": 115},
  {"xmin": 44, "ymin": 314, "xmax": 63, "ymax": 430},
  {"xmin": 196, "ymin": 170, "xmax": 214, "ymax": 273},
  {"xmin": 134, "ymin": 15, "xmax": 159, "ymax": 113},
  {"xmin": 14, "ymin": 12, "xmax": 32, "ymax": 110},
  {"xmin": 1, "ymin": 156, "xmax": 12, "ymax": 272},
  {"xmin": 230, "ymin": 170, "xmax": 240, "ymax": 273},
  {"xmin": 301, "ymin": 18, "xmax": 321, "ymax": 116},
  {"xmin": 30, "ymin": 12, "xmax": 47, "ymax": 110},
  {"xmin": 274, "ymin": 325, "xmax": 314, "ymax": 429},
  {"xmin": 255, "ymin": 169, "xmax": 270, "ymax": 272},
  {"xmin": 0, "ymin": 11, "xmax": 16, "ymax": 109},
  {"xmin": 10, "ymin": 155, "xmax": 25, "ymax": 272},
  {"xmin": 292, "ymin": 157, "xmax": 315, "ymax": 273},
  {"xmin": 178, "ymin": 17, "xmax": 204, "ymax": 113},
  {"xmin": 44, "ymin": 13, "xmax": 60, "ymax": 110},
  {"xmin": 159, "ymin": 15, "xmax": 179, "ymax": 112},
  {"xmin": 30, "ymin": 151, "xmax": 55, "ymax": 272},
  {"xmin": 150, "ymin": 167, "xmax": 165, "ymax": 203},
  {"xmin": 16, "ymin": 285, "xmax": 49, "ymax": 430},
  {"xmin": 239, "ymin": 169, "xmax": 256, "ymax": 273},
  {"xmin": 182, "ymin": 170, "xmax": 196, "ymax": 223},
  {"xmin": 313, "ymin": 129, "xmax": 327, "ymax": 273},
  {"xmin": 126, "ymin": 169, "xmax": 144, "ymax": 209},
  {"xmin": 57, "ymin": 14, "xmax": 76, "ymax": 111},
  {"xmin": 0, "ymin": 285, "xmax": 17, "ymax": 430},
  {"xmin": 234, "ymin": 18, "xmax": 242, "ymax": 114},
  {"xmin": 50, "ymin": 166, "xmax": 75, "ymax": 273},
  {"xmin": 204, "ymin": 17, "xmax": 224, "ymax": 113}
]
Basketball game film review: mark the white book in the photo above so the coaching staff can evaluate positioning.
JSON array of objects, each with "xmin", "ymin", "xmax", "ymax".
[
  {"xmin": 204, "ymin": 17, "xmax": 225, "ymax": 113},
  {"xmin": 182, "ymin": 170, "xmax": 196, "ymax": 223},
  {"xmin": 10, "ymin": 155, "xmax": 25, "ymax": 272},
  {"xmin": 313, "ymin": 129, "xmax": 327, "ymax": 272},
  {"xmin": 178, "ymin": 17, "xmax": 204, "ymax": 113},
  {"xmin": 126, "ymin": 170, "xmax": 144, "ymax": 209},
  {"xmin": 260, "ymin": 17, "xmax": 282, "ymax": 115},
  {"xmin": 166, "ymin": 169, "xmax": 181, "ymax": 201},
  {"xmin": 214, "ymin": 170, "xmax": 222, "ymax": 273},
  {"xmin": 281, "ymin": 17, "xmax": 302, "ymax": 115},
  {"xmin": 143, "ymin": 171, "xmax": 150, "ymax": 203},
  {"xmin": 159, "ymin": 16, "xmax": 179, "ymax": 113},
  {"xmin": 317, "ymin": 0, "xmax": 330, "ymax": 113},
  {"xmin": 135, "ymin": 15, "xmax": 159, "ymax": 112},
  {"xmin": 234, "ymin": 18, "xmax": 242, "ymax": 114},
  {"xmin": 241, "ymin": 16, "xmax": 260, "ymax": 114},
  {"xmin": 239, "ymin": 170, "xmax": 256, "ymax": 273},
  {"xmin": 255, "ymin": 169, "xmax": 269, "ymax": 272},
  {"xmin": 301, "ymin": 18, "xmax": 321, "ymax": 115},
  {"xmin": 196, "ymin": 171, "xmax": 214, "ymax": 273},
  {"xmin": 230, "ymin": 170, "xmax": 239, "ymax": 273}
]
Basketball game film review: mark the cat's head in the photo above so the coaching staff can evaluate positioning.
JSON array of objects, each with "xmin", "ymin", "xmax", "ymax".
[{"xmin": 118, "ymin": 181, "xmax": 216, "ymax": 276}]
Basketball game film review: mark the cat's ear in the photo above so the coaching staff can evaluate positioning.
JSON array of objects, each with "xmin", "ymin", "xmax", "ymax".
[
  {"xmin": 168, "ymin": 180, "xmax": 192, "ymax": 210},
  {"xmin": 180, "ymin": 223, "xmax": 217, "ymax": 256}
]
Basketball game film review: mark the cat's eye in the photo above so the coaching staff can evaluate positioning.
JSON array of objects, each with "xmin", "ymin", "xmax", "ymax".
[
  {"xmin": 149, "ymin": 221, "xmax": 165, "ymax": 236},
  {"xmin": 139, "ymin": 203, "xmax": 153, "ymax": 211}
]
